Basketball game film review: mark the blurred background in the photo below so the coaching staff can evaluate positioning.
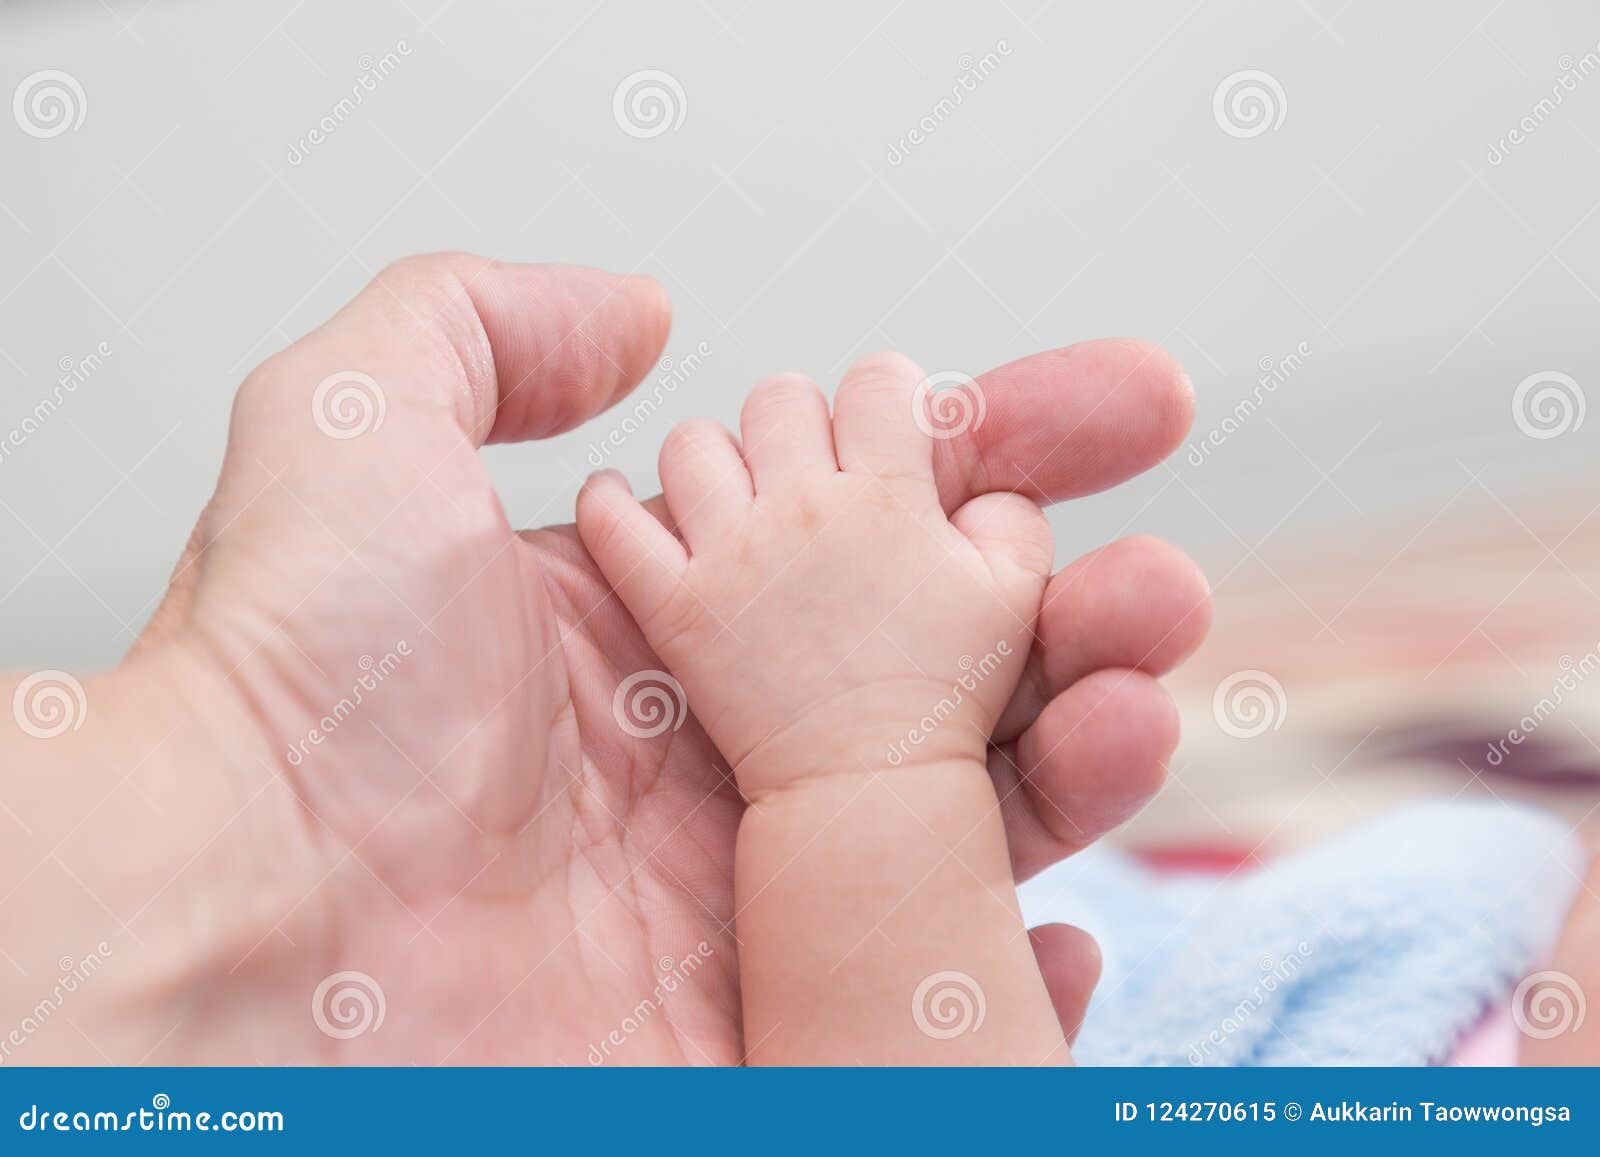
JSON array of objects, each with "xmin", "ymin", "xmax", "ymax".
[{"xmin": 3, "ymin": 0, "xmax": 1599, "ymax": 847}]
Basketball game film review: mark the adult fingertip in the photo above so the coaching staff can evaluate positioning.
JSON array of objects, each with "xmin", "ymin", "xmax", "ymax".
[
  {"xmin": 621, "ymin": 273, "xmax": 673, "ymax": 335},
  {"xmin": 1107, "ymin": 336, "xmax": 1195, "ymax": 453},
  {"xmin": 940, "ymin": 337, "xmax": 1198, "ymax": 509},
  {"xmin": 1022, "ymin": 669, "xmax": 1178, "ymax": 824},
  {"xmin": 1029, "ymin": 922, "xmax": 1103, "ymax": 1045}
]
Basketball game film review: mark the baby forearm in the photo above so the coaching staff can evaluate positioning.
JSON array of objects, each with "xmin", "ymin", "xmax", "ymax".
[{"xmin": 734, "ymin": 758, "xmax": 1068, "ymax": 1065}]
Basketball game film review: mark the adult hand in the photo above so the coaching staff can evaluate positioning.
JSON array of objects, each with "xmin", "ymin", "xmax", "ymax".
[{"xmin": 0, "ymin": 254, "xmax": 1206, "ymax": 1064}]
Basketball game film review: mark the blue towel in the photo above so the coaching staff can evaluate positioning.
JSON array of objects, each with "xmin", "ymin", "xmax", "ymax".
[{"xmin": 1018, "ymin": 801, "xmax": 1585, "ymax": 1065}]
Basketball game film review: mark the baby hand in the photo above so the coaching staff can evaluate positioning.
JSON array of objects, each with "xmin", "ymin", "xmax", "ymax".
[
  {"xmin": 577, "ymin": 354, "xmax": 1051, "ymax": 799},
  {"xmin": 579, "ymin": 353, "xmax": 1069, "ymax": 1064}
]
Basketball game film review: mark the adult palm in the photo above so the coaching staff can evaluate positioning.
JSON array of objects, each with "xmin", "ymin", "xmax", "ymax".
[{"xmin": 7, "ymin": 255, "xmax": 1206, "ymax": 1065}]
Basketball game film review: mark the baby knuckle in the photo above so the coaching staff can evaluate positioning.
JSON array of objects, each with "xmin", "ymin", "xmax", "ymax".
[
  {"xmin": 1015, "ymin": 526, "xmax": 1054, "ymax": 577},
  {"xmin": 751, "ymin": 372, "xmax": 819, "ymax": 405},
  {"xmin": 638, "ymin": 585, "xmax": 704, "ymax": 651},
  {"xmin": 579, "ymin": 500, "xmax": 634, "ymax": 561},
  {"xmin": 845, "ymin": 350, "xmax": 923, "ymax": 390},
  {"xmin": 661, "ymin": 419, "xmax": 722, "ymax": 461}
]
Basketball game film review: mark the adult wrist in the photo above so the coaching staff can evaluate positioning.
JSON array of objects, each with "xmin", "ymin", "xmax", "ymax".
[{"xmin": 0, "ymin": 642, "xmax": 322, "ymax": 1061}]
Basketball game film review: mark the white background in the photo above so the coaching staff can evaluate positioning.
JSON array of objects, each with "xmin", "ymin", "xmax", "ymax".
[{"xmin": 2, "ymin": 0, "xmax": 1597, "ymax": 669}]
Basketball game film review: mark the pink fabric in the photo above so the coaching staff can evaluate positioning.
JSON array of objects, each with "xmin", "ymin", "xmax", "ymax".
[
  {"xmin": 1132, "ymin": 842, "xmax": 1261, "ymax": 876},
  {"xmin": 1448, "ymin": 1007, "xmax": 1520, "ymax": 1065}
]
